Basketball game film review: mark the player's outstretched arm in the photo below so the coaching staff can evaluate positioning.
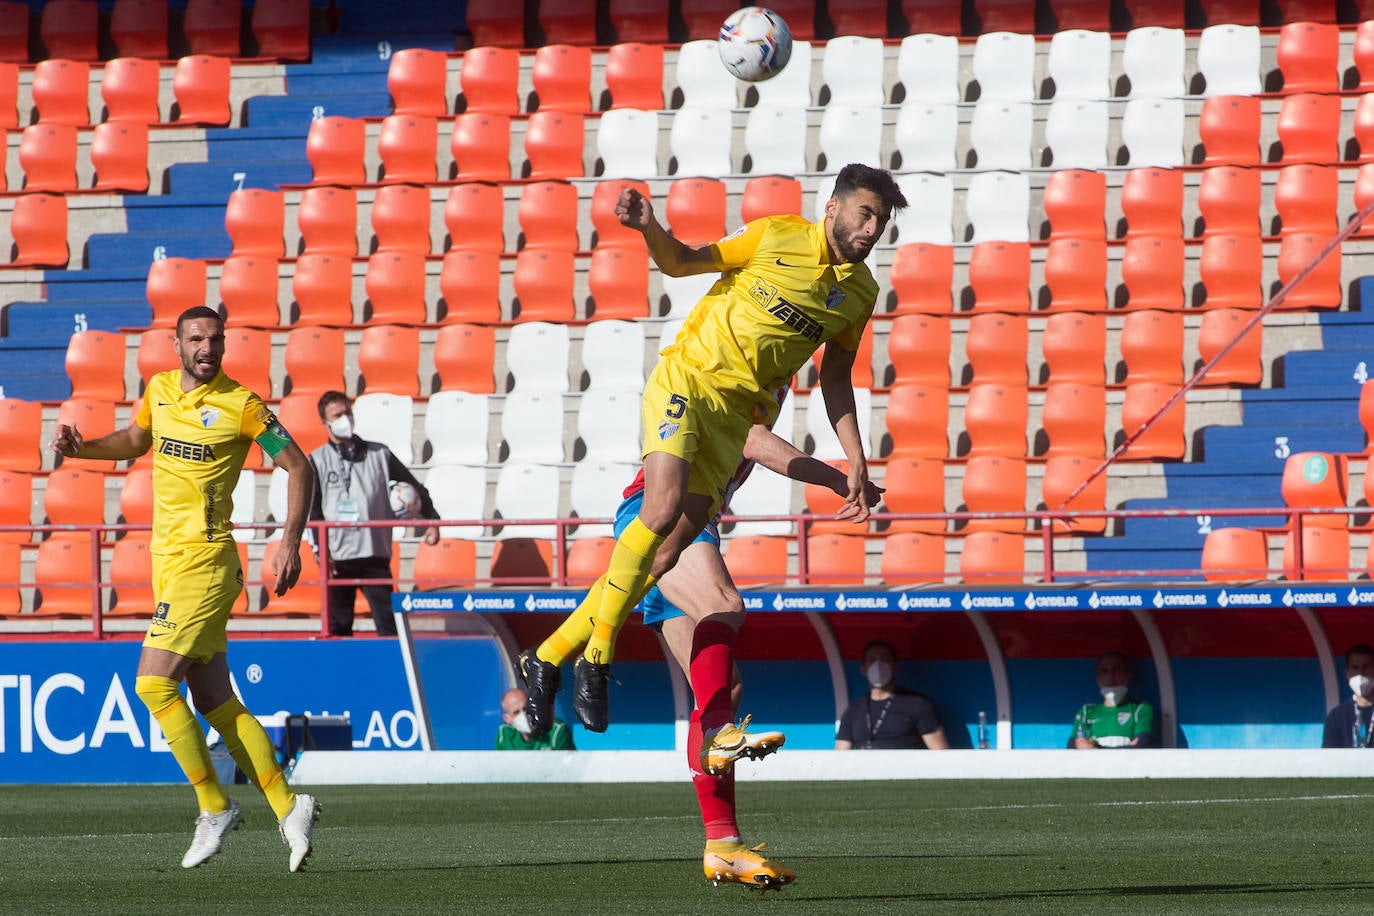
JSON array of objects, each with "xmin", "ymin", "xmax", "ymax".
[
  {"xmin": 615, "ymin": 187, "xmax": 717, "ymax": 277},
  {"xmin": 741, "ymin": 425, "xmax": 882, "ymax": 516},
  {"xmin": 270, "ymin": 441, "xmax": 315, "ymax": 596},
  {"xmin": 50, "ymin": 421, "xmax": 152, "ymax": 462},
  {"xmin": 816, "ymin": 341, "xmax": 873, "ymax": 522}
]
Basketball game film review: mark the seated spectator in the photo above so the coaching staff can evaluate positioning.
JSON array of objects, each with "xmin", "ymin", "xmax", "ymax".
[
  {"xmin": 1068, "ymin": 651, "xmax": 1156, "ymax": 748},
  {"xmin": 835, "ymin": 639, "xmax": 949, "ymax": 750},
  {"xmin": 1322, "ymin": 643, "xmax": 1374, "ymax": 748},
  {"xmin": 495, "ymin": 688, "xmax": 574, "ymax": 750}
]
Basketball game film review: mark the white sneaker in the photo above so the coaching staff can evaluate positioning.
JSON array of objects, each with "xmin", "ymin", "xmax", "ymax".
[
  {"xmin": 181, "ymin": 798, "xmax": 243, "ymax": 868},
  {"xmin": 278, "ymin": 793, "xmax": 319, "ymax": 872}
]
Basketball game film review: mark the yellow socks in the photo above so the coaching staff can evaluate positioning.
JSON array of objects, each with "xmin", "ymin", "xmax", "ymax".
[
  {"xmin": 203, "ymin": 696, "xmax": 296, "ymax": 820},
  {"xmin": 584, "ymin": 518, "xmax": 664, "ymax": 665},
  {"xmin": 135, "ymin": 675, "xmax": 229, "ymax": 815},
  {"xmin": 536, "ymin": 575, "xmax": 604, "ymax": 666}
]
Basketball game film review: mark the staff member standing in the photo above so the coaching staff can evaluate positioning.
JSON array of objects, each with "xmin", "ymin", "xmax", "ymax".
[{"xmin": 309, "ymin": 390, "xmax": 439, "ymax": 637}]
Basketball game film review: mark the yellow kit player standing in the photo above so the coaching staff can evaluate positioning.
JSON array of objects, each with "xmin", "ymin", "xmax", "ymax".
[
  {"xmin": 519, "ymin": 163, "xmax": 908, "ymax": 749},
  {"xmin": 51, "ymin": 306, "xmax": 320, "ymax": 872}
]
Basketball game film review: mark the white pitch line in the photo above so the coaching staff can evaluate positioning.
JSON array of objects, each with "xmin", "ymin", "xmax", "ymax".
[{"xmin": 945, "ymin": 793, "xmax": 1374, "ymax": 814}]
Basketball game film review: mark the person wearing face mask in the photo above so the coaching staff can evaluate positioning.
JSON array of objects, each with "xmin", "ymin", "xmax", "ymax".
[
  {"xmin": 1321, "ymin": 644, "xmax": 1374, "ymax": 748},
  {"xmin": 495, "ymin": 688, "xmax": 574, "ymax": 750},
  {"xmin": 308, "ymin": 390, "xmax": 439, "ymax": 637},
  {"xmin": 1068, "ymin": 651, "xmax": 1156, "ymax": 749},
  {"xmin": 834, "ymin": 639, "xmax": 949, "ymax": 750}
]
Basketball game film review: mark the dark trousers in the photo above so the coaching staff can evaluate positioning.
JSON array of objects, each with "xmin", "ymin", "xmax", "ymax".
[{"xmin": 327, "ymin": 556, "xmax": 396, "ymax": 636}]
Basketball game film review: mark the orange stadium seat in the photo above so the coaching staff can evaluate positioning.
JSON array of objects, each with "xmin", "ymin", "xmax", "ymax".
[
  {"xmin": 1196, "ymin": 0, "xmax": 1260, "ymax": 24},
  {"xmin": 259, "ymin": 539, "xmax": 324, "ymax": 616},
  {"xmin": 306, "ymin": 116, "xmax": 367, "ymax": 186},
  {"xmin": 1196, "ymin": 308, "xmax": 1263, "ymax": 386},
  {"xmin": 184, "ymin": 0, "xmax": 241, "ymax": 56},
  {"xmin": 1363, "ymin": 380, "xmax": 1374, "ymax": 451},
  {"xmin": 803, "ymin": 461, "xmax": 866, "ymax": 536},
  {"xmin": 1202, "ymin": 527, "xmax": 1268, "ymax": 582},
  {"xmin": 0, "ymin": 2, "xmax": 29, "ymax": 63},
  {"xmin": 66, "ymin": 331, "xmax": 127, "ymax": 401},
  {"xmin": 101, "ymin": 57, "xmax": 160, "ymax": 125},
  {"xmin": 58, "ymin": 398, "xmax": 116, "ymax": 442},
  {"xmin": 1199, "ymin": 233, "xmax": 1263, "ymax": 309},
  {"xmin": 283, "ymin": 325, "xmax": 345, "ymax": 397},
  {"xmin": 118, "ymin": 468, "xmax": 153, "ymax": 526},
  {"xmin": 805, "ymin": 534, "xmax": 869, "ymax": 586},
  {"xmin": 539, "ymin": 0, "xmax": 597, "ymax": 45},
  {"xmin": 1276, "ymin": 232, "xmax": 1341, "ymax": 310},
  {"xmin": 251, "ymin": 0, "xmax": 311, "ymax": 61},
  {"xmin": 1276, "ymin": 21, "xmax": 1339, "ymax": 94},
  {"xmin": 1041, "ymin": 453, "xmax": 1108, "ymax": 534},
  {"xmin": 458, "ymin": 46, "xmax": 520, "ymax": 115},
  {"xmin": 110, "ymin": 0, "xmax": 167, "ymax": 59},
  {"xmin": 880, "ymin": 531, "xmax": 946, "ymax": 585},
  {"xmin": 274, "ymin": 393, "xmax": 328, "ymax": 456},
  {"xmin": 91, "ymin": 121, "xmax": 150, "ymax": 193},
  {"xmin": 438, "ymin": 249, "xmax": 502, "ymax": 323},
  {"xmin": 887, "ymin": 314, "xmax": 951, "ymax": 388},
  {"xmin": 1047, "ymin": 0, "xmax": 1110, "ymax": 29},
  {"xmin": 464, "ymin": 0, "xmax": 525, "ymax": 48},
  {"xmin": 443, "ymin": 182, "xmax": 504, "ymax": 252},
  {"xmin": 135, "ymin": 329, "xmax": 176, "ymax": 392},
  {"xmin": 0, "ymin": 470, "xmax": 32, "ymax": 542},
  {"xmin": 1274, "ymin": 164, "xmax": 1338, "ymax": 236},
  {"xmin": 1197, "ymin": 166, "xmax": 1261, "ymax": 238},
  {"xmin": 40, "ymin": 0, "xmax": 98, "ymax": 60},
  {"xmin": 609, "ymin": 0, "xmax": 669, "ymax": 43},
  {"xmin": 490, "ymin": 538, "xmax": 555, "ymax": 585},
  {"xmin": 973, "ymin": 0, "xmax": 1034, "ymax": 32},
  {"xmin": 899, "ymin": 0, "xmax": 961, "ymax": 33},
  {"xmin": 290, "ymin": 253, "xmax": 355, "ymax": 325},
  {"xmin": 1045, "ymin": 238, "xmax": 1108, "ymax": 312},
  {"xmin": 808, "ymin": 326, "xmax": 873, "ymax": 389},
  {"xmin": 889, "ymin": 243, "xmax": 954, "ymax": 315},
  {"xmin": 412, "ymin": 537, "xmax": 479, "ymax": 588},
  {"xmin": 884, "ymin": 383, "xmax": 950, "ymax": 459},
  {"xmin": 588, "ymin": 247, "xmax": 650, "ymax": 319},
  {"xmin": 740, "ymin": 176, "xmax": 802, "ymax": 223},
  {"xmin": 1198, "ymin": 96, "xmax": 1262, "ymax": 167},
  {"xmin": 665, "ymin": 178, "xmax": 726, "ymax": 246},
  {"xmin": 20, "ymin": 124, "xmax": 78, "ymax": 192},
  {"xmin": 1120, "ymin": 167, "xmax": 1184, "ymax": 240},
  {"xmin": 108, "ymin": 533, "xmax": 154, "ymax": 617},
  {"xmin": 0, "ymin": 540, "xmax": 19, "ymax": 615},
  {"xmin": 0, "ymin": 401, "xmax": 42, "ymax": 472},
  {"xmin": 606, "ymin": 42, "xmax": 664, "ymax": 110},
  {"xmin": 297, "ymin": 186, "xmax": 358, "ymax": 256},
  {"xmin": 221, "ymin": 326, "xmax": 273, "ymax": 397},
  {"xmin": 8, "ymin": 193, "xmax": 69, "ymax": 268},
  {"xmin": 1041, "ymin": 310, "xmax": 1106, "ymax": 385},
  {"xmin": 358, "ymin": 324, "xmax": 420, "ymax": 396},
  {"xmin": 512, "ymin": 248, "xmax": 576, "ymax": 322},
  {"xmin": 723, "ymin": 535, "xmax": 790, "ymax": 587},
  {"xmin": 880, "ymin": 457, "xmax": 946, "ymax": 533},
  {"xmin": 45, "ymin": 466, "xmax": 106, "ymax": 527},
  {"xmin": 1041, "ymin": 382, "xmax": 1106, "ymax": 458},
  {"xmin": 1042, "ymin": 169, "xmax": 1106, "ymax": 241},
  {"xmin": 225, "ymin": 188, "xmax": 286, "ymax": 258},
  {"xmin": 363, "ymin": 251, "xmax": 427, "ymax": 324},
  {"xmin": 1120, "ymin": 309, "xmax": 1184, "ymax": 385},
  {"xmin": 0, "ymin": 62, "xmax": 15, "ymax": 129},
  {"xmin": 1120, "ymin": 382, "xmax": 1186, "ymax": 459},
  {"xmin": 829, "ymin": 0, "xmax": 889, "ymax": 35},
  {"xmin": 1353, "ymin": 94, "xmax": 1374, "ymax": 163},
  {"xmin": 523, "ymin": 110, "xmax": 585, "ymax": 180},
  {"xmin": 968, "ymin": 241, "xmax": 1032, "ymax": 313},
  {"xmin": 963, "ymin": 383, "xmax": 1029, "ymax": 458},
  {"xmin": 962, "ymin": 454, "xmax": 1028, "ymax": 533},
  {"xmin": 449, "ymin": 112, "xmax": 511, "ymax": 182},
  {"xmin": 388, "ymin": 48, "xmax": 448, "ymax": 118},
  {"xmin": 532, "ymin": 44, "xmax": 592, "ymax": 114},
  {"xmin": 1282, "ymin": 451, "xmax": 1348, "ymax": 528},
  {"xmin": 518, "ymin": 180, "xmax": 580, "ymax": 251},
  {"xmin": 765, "ymin": 0, "xmax": 813, "ymax": 39},
  {"xmin": 1274, "ymin": 0, "xmax": 1335, "ymax": 20},
  {"xmin": 1276, "ymin": 93, "xmax": 1341, "ymax": 164},
  {"xmin": 1282, "ymin": 525, "xmax": 1350, "ymax": 581},
  {"xmin": 959, "ymin": 530, "xmax": 1024, "ymax": 584},
  {"xmin": 565, "ymin": 537, "xmax": 614, "ymax": 586},
  {"xmin": 377, "ymin": 114, "xmax": 438, "ymax": 184},
  {"xmin": 146, "ymin": 257, "xmax": 208, "ymax": 327},
  {"xmin": 591, "ymin": 180, "xmax": 648, "ymax": 249},
  {"xmin": 966, "ymin": 313, "xmax": 1027, "ymax": 385},
  {"xmin": 172, "ymin": 54, "xmax": 231, "ymax": 126},
  {"xmin": 218, "ymin": 255, "xmax": 282, "ymax": 327},
  {"xmin": 370, "ymin": 183, "xmax": 433, "ymax": 255},
  {"xmin": 33, "ymin": 535, "xmax": 98, "ymax": 618},
  {"xmin": 1356, "ymin": 19, "xmax": 1374, "ymax": 91},
  {"xmin": 433, "ymin": 323, "xmax": 497, "ymax": 393}
]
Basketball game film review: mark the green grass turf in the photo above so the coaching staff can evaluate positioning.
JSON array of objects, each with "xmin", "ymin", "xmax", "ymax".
[{"xmin": 1, "ymin": 779, "xmax": 1371, "ymax": 914}]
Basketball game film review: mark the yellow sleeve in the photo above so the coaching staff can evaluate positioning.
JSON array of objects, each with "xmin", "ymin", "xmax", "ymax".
[
  {"xmin": 830, "ymin": 302, "xmax": 875, "ymax": 353},
  {"xmin": 709, "ymin": 217, "xmax": 771, "ymax": 271},
  {"xmin": 134, "ymin": 390, "xmax": 152, "ymax": 430}
]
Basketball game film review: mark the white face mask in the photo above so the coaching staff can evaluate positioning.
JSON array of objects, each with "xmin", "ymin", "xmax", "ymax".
[
  {"xmin": 1100, "ymin": 685, "xmax": 1129, "ymax": 706},
  {"xmin": 1350, "ymin": 675, "xmax": 1374, "ymax": 700},
  {"xmin": 328, "ymin": 415, "xmax": 353, "ymax": 439},
  {"xmin": 510, "ymin": 711, "xmax": 532, "ymax": 736},
  {"xmin": 866, "ymin": 661, "xmax": 893, "ymax": 688}
]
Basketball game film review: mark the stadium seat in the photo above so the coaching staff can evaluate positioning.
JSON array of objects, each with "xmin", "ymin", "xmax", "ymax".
[
  {"xmin": 1274, "ymin": 164, "xmax": 1338, "ymax": 236},
  {"xmin": 895, "ymin": 33, "xmax": 959, "ymax": 105},
  {"xmin": 219, "ymin": 326, "xmax": 272, "ymax": 398},
  {"xmin": 219, "ymin": 256, "xmax": 281, "ymax": 327},
  {"xmin": 1199, "ymin": 233, "xmax": 1263, "ymax": 308},
  {"xmin": 290, "ymin": 253, "xmax": 355, "ymax": 326},
  {"xmin": 889, "ymin": 244, "xmax": 954, "ymax": 316},
  {"xmin": 1044, "ymin": 99, "xmax": 1109, "ymax": 171},
  {"xmin": 802, "ymin": 461, "xmax": 869, "ymax": 537},
  {"xmin": 45, "ymin": 466, "xmax": 105, "ymax": 528},
  {"xmin": 883, "ymin": 383, "xmax": 949, "ymax": 459},
  {"xmin": 673, "ymin": 39, "xmax": 739, "ymax": 110},
  {"xmin": 745, "ymin": 105, "xmax": 808, "ymax": 175},
  {"xmin": 532, "ymin": 44, "xmax": 592, "ymax": 114},
  {"xmin": 538, "ymin": 0, "xmax": 596, "ymax": 45},
  {"xmin": 722, "ymin": 535, "xmax": 790, "ymax": 586},
  {"xmin": 388, "ymin": 48, "xmax": 448, "ymax": 118},
  {"xmin": 444, "ymin": 114, "xmax": 511, "ymax": 182},
  {"xmin": 0, "ymin": 2, "xmax": 28, "ymax": 64},
  {"xmin": 1276, "ymin": 21, "xmax": 1339, "ymax": 94},
  {"xmin": 1275, "ymin": 93, "xmax": 1341, "ymax": 164},
  {"xmin": 1121, "ymin": 309, "xmax": 1184, "ymax": 384},
  {"xmin": 184, "ymin": 0, "xmax": 241, "ymax": 56},
  {"xmin": 425, "ymin": 390, "xmax": 490, "ymax": 465},
  {"xmin": 353, "ymin": 392, "xmax": 414, "ymax": 464},
  {"xmin": 963, "ymin": 383, "xmax": 1028, "ymax": 458},
  {"xmin": 752, "ymin": 39, "xmax": 812, "ymax": 108},
  {"xmin": 412, "ymin": 537, "xmax": 479, "ymax": 588},
  {"xmin": 1196, "ymin": 307, "xmax": 1262, "ymax": 386},
  {"xmin": 962, "ymin": 454, "xmax": 1028, "ymax": 533},
  {"xmin": 0, "ymin": 469, "xmax": 31, "ymax": 544},
  {"xmin": 433, "ymin": 323, "xmax": 497, "ymax": 393},
  {"xmin": 258, "ymin": 539, "xmax": 322, "ymax": 616},
  {"xmin": 523, "ymin": 110, "xmax": 585, "ymax": 180},
  {"xmin": 1281, "ymin": 451, "xmax": 1348, "ymax": 528},
  {"xmin": 659, "ymin": 274, "xmax": 713, "ymax": 318},
  {"xmin": 893, "ymin": 102, "xmax": 958, "ymax": 172},
  {"xmin": 968, "ymin": 241, "xmax": 1032, "ymax": 313},
  {"xmin": 1355, "ymin": 19, "xmax": 1374, "ymax": 92},
  {"xmin": 464, "ymin": 0, "xmax": 525, "ymax": 48},
  {"xmin": 804, "ymin": 534, "xmax": 869, "ymax": 586},
  {"xmin": 1353, "ymin": 95, "xmax": 1374, "ymax": 164},
  {"xmin": 172, "ymin": 54, "xmax": 231, "ymax": 126},
  {"xmin": 377, "ymin": 114, "xmax": 437, "ymax": 184},
  {"xmin": 966, "ymin": 171, "xmax": 1030, "ymax": 245},
  {"xmin": 512, "ymin": 249, "xmax": 575, "ymax": 322},
  {"xmin": 588, "ymin": 247, "xmax": 649, "ymax": 319},
  {"xmin": 724, "ymin": 456, "xmax": 792, "ymax": 539},
  {"xmin": 1040, "ymin": 454, "xmax": 1108, "ymax": 534},
  {"xmin": 135, "ymin": 329, "xmax": 176, "ymax": 392},
  {"xmin": 518, "ymin": 180, "xmax": 580, "ymax": 252},
  {"xmin": 1197, "ymin": 24, "xmax": 1262, "ymax": 96},
  {"xmin": 273, "ymin": 393, "xmax": 327, "ymax": 456},
  {"xmin": 565, "ymin": 536, "xmax": 615, "ymax": 585},
  {"xmin": 879, "ymin": 532, "xmax": 946, "ymax": 585},
  {"xmin": 364, "ymin": 251, "xmax": 427, "ymax": 324},
  {"xmin": 19, "ymin": 124, "xmax": 78, "ymax": 192},
  {"xmin": 1121, "ymin": 26, "xmax": 1185, "ymax": 98},
  {"xmin": 34, "ymin": 535, "xmax": 98, "ymax": 618},
  {"xmin": 665, "ymin": 178, "xmax": 726, "ymax": 246},
  {"xmin": 40, "ymin": 0, "xmax": 98, "ymax": 61},
  {"xmin": 1046, "ymin": 29, "xmax": 1110, "ymax": 100},
  {"xmin": 958, "ymin": 530, "xmax": 1024, "ymax": 584},
  {"xmin": 1041, "ymin": 310, "xmax": 1106, "ymax": 386},
  {"xmin": 972, "ymin": 31, "xmax": 1035, "ymax": 102},
  {"xmin": 1119, "ymin": 381, "xmax": 1186, "ymax": 459},
  {"xmin": 1197, "ymin": 166, "xmax": 1261, "ymax": 237},
  {"xmin": 224, "ymin": 188, "xmax": 285, "ymax": 259},
  {"xmin": 1043, "ymin": 170, "xmax": 1106, "ymax": 241},
  {"xmin": 1201, "ymin": 527, "xmax": 1269, "ymax": 582},
  {"xmin": 306, "ymin": 116, "xmax": 366, "ymax": 185},
  {"xmin": 90, "ymin": 121, "xmax": 149, "ymax": 193},
  {"xmin": 0, "ymin": 62, "xmax": 14, "ymax": 129},
  {"xmin": 670, "ymin": 105, "xmax": 734, "ymax": 178},
  {"xmin": 826, "ymin": 0, "xmax": 887, "ymax": 35},
  {"xmin": 1282, "ymin": 525, "xmax": 1350, "ymax": 581},
  {"xmin": 66, "ymin": 331, "xmax": 126, "ymax": 402},
  {"xmin": 580, "ymin": 320, "xmax": 645, "ymax": 392},
  {"xmin": 1121, "ymin": 236, "xmax": 1185, "ymax": 310},
  {"xmin": 576, "ymin": 389, "xmax": 640, "ymax": 464},
  {"xmin": 887, "ymin": 314, "xmax": 951, "ymax": 390},
  {"xmin": 107, "ymin": 533, "xmax": 151, "ymax": 616},
  {"xmin": 1197, "ymin": 96, "xmax": 1262, "ymax": 167},
  {"xmin": 1044, "ymin": 238, "xmax": 1108, "ymax": 312},
  {"xmin": 370, "ymin": 184, "xmax": 433, "ymax": 255},
  {"xmin": 283, "ymin": 326, "xmax": 345, "ymax": 398},
  {"xmin": 877, "ymin": 457, "xmax": 945, "ymax": 535},
  {"xmin": 1276, "ymin": 232, "xmax": 1341, "ymax": 310},
  {"xmin": 968, "ymin": 100, "xmax": 1033, "ymax": 171},
  {"xmin": 822, "ymin": 36, "xmax": 885, "ymax": 107},
  {"xmin": 818, "ymin": 104, "xmax": 883, "ymax": 172},
  {"xmin": 58, "ymin": 399, "xmax": 116, "ymax": 445},
  {"xmin": 805, "ymin": 387, "xmax": 873, "ymax": 462},
  {"xmin": 438, "ymin": 249, "xmax": 502, "ymax": 323},
  {"xmin": 506, "ymin": 321, "xmax": 571, "ymax": 394},
  {"xmin": 1121, "ymin": 98, "xmax": 1184, "ymax": 168},
  {"xmin": 358, "ymin": 324, "xmax": 420, "ymax": 396},
  {"xmin": 0, "ymin": 400, "xmax": 42, "ymax": 472},
  {"xmin": 1352, "ymin": 164, "xmax": 1374, "ymax": 236},
  {"xmin": 605, "ymin": 42, "xmax": 664, "ymax": 110},
  {"xmin": 443, "ymin": 182, "xmax": 504, "ymax": 252},
  {"xmin": 1120, "ymin": 167, "xmax": 1184, "ymax": 240},
  {"xmin": 1042, "ymin": 381, "xmax": 1107, "ymax": 458},
  {"xmin": 493, "ymin": 462, "xmax": 562, "ymax": 542},
  {"xmin": 974, "ymin": 0, "xmax": 1036, "ymax": 32},
  {"xmin": 101, "ymin": 57, "xmax": 160, "ymax": 125},
  {"xmin": 458, "ymin": 46, "xmax": 520, "ymax": 115},
  {"xmin": 8, "ymin": 193, "xmax": 69, "ymax": 268},
  {"xmin": 0, "ymin": 540, "xmax": 19, "ymax": 615},
  {"xmin": 118, "ymin": 467, "xmax": 154, "ymax": 527},
  {"xmin": 740, "ymin": 176, "xmax": 802, "ymax": 223},
  {"xmin": 109, "ymin": 0, "xmax": 167, "ymax": 59},
  {"xmin": 966, "ymin": 313, "xmax": 1028, "ymax": 385},
  {"xmin": 146, "ymin": 257, "xmax": 208, "ymax": 328}
]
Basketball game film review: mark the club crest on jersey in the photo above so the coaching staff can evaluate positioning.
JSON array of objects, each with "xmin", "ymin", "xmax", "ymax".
[
  {"xmin": 1117, "ymin": 711, "xmax": 1132, "ymax": 725},
  {"xmin": 199, "ymin": 407, "xmax": 221, "ymax": 428},
  {"xmin": 825, "ymin": 285, "xmax": 846, "ymax": 309},
  {"xmin": 658, "ymin": 419, "xmax": 680, "ymax": 440}
]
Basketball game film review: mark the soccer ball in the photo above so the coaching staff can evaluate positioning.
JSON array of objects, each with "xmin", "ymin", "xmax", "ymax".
[
  {"xmin": 388, "ymin": 480, "xmax": 421, "ymax": 519},
  {"xmin": 717, "ymin": 6, "xmax": 792, "ymax": 82}
]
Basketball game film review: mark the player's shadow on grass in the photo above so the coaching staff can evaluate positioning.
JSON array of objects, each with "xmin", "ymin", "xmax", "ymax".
[{"xmin": 875, "ymin": 880, "xmax": 1374, "ymax": 904}]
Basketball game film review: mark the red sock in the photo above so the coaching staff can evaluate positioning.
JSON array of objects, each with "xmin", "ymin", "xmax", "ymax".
[
  {"xmin": 689, "ymin": 710, "xmax": 739, "ymax": 839},
  {"xmin": 690, "ymin": 618, "xmax": 737, "ymax": 733}
]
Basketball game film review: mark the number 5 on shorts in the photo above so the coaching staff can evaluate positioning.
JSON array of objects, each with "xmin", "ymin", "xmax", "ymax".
[{"xmin": 666, "ymin": 393, "xmax": 687, "ymax": 419}]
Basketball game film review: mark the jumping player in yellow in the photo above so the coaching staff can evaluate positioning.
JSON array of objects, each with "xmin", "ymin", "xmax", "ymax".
[
  {"xmin": 50, "ymin": 306, "xmax": 320, "ymax": 872},
  {"xmin": 519, "ymin": 163, "xmax": 907, "ymax": 759}
]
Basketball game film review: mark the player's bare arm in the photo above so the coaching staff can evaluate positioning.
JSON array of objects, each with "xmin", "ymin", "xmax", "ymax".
[
  {"xmin": 50, "ymin": 421, "xmax": 153, "ymax": 462},
  {"xmin": 270, "ymin": 441, "xmax": 315, "ymax": 596},
  {"xmin": 615, "ymin": 187, "xmax": 717, "ymax": 277},
  {"xmin": 741, "ymin": 425, "xmax": 882, "ymax": 518},
  {"xmin": 816, "ymin": 340, "xmax": 873, "ymax": 522}
]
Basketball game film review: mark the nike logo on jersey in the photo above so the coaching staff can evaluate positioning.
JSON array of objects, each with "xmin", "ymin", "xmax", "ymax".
[
  {"xmin": 775, "ymin": 257, "xmax": 804, "ymax": 268},
  {"xmin": 158, "ymin": 402, "xmax": 172, "ymax": 406}
]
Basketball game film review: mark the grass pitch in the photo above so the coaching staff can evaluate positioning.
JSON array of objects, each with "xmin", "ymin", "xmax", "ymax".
[{"xmin": 1, "ymin": 779, "xmax": 1370, "ymax": 914}]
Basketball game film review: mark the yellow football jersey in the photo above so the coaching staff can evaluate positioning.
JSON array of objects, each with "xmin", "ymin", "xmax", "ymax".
[
  {"xmin": 135, "ymin": 370, "xmax": 291, "ymax": 550},
  {"xmin": 662, "ymin": 214, "xmax": 878, "ymax": 424}
]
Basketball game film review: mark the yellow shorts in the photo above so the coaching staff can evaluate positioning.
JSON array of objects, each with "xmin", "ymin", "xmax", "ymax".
[
  {"xmin": 640, "ymin": 357, "xmax": 755, "ymax": 518},
  {"xmin": 142, "ymin": 545, "xmax": 244, "ymax": 663}
]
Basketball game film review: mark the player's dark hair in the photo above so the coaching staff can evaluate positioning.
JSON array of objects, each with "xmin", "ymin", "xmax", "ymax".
[
  {"xmin": 317, "ymin": 389, "xmax": 350, "ymax": 420},
  {"xmin": 861, "ymin": 639, "xmax": 897, "ymax": 663},
  {"xmin": 832, "ymin": 163, "xmax": 908, "ymax": 213},
  {"xmin": 1347, "ymin": 643, "xmax": 1374, "ymax": 664},
  {"xmin": 175, "ymin": 305, "xmax": 223, "ymax": 336},
  {"xmin": 1097, "ymin": 649, "xmax": 1130, "ymax": 669}
]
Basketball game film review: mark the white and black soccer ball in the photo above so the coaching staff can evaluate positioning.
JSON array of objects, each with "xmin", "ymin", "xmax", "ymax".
[
  {"xmin": 388, "ymin": 480, "xmax": 421, "ymax": 519},
  {"xmin": 717, "ymin": 6, "xmax": 792, "ymax": 82}
]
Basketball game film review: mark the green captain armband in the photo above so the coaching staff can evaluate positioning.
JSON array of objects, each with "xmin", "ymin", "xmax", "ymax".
[{"xmin": 255, "ymin": 418, "xmax": 293, "ymax": 458}]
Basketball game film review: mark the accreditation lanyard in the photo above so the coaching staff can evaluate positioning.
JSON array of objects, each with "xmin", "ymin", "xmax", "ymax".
[
  {"xmin": 1353, "ymin": 704, "xmax": 1374, "ymax": 748},
  {"xmin": 864, "ymin": 696, "xmax": 894, "ymax": 748}
]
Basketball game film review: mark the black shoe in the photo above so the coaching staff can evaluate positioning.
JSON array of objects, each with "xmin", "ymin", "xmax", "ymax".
[
  {"xmin": 573, "ymin": 657, "xmax": 611, "ymax": 733},
  {"xmin": 517, "ymin": 649, "xmax": 560, "ymax": 737}
]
